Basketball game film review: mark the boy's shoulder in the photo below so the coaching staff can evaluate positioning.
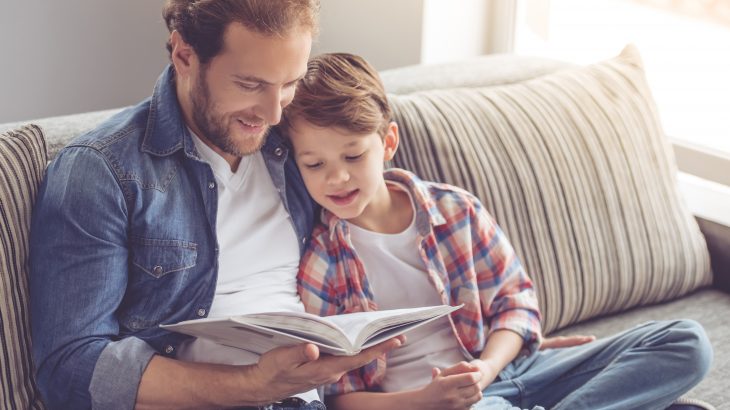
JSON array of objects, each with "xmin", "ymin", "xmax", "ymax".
[{"xmin": 385, "ymin": 168, "xmax": 485, "ymax": 215}]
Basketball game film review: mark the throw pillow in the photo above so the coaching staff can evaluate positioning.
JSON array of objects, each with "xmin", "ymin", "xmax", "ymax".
[
  {"xmin": 388, "ymin": 45, "xmax": 712, "ymax": 334},
  {"xmin": 0, "ymin": 124, "xmax": 47, "ymax": 409}
]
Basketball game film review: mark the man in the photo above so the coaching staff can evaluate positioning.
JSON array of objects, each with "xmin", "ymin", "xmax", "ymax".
[{"xmin": 29, "ymin": 1, "xmax": 400, "ymax": 409}]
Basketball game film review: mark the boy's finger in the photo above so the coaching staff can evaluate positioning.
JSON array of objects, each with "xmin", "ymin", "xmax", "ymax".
[
  {"xmin": 440, "ymin": 361, "xmax": 480, "ymax": 377},
  {"xmin": 438, "ymin": 371, "xmax": 482, "ymax": 389}
]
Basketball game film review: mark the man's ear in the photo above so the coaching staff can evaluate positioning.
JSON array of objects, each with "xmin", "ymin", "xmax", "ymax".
[
  {"xmin": 383, "ymin": 122, "xmax": 399, "ymax": 161},
  {"xmin": 169, "ymin": 30, "xmax": 198, "ymax": 78}
]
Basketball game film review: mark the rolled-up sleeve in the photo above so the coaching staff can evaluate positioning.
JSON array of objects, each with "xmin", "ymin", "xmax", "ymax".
[
  {"xmin": 470, "ymin": 199, "xmax": 543, "ymax": 354},
  {"xmin": 30, "ymin": 146, "xmax": 152, "ymax": 409}
]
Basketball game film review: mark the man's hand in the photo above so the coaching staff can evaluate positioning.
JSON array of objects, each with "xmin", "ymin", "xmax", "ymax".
[
  {"xmin": 412, "ymin": 363, "xmax": 483, "ymax": 410},
  {"xmin": 540, "ymin": 334, "xmax": 596, "ymax": 350},
  {"xmin": 251, "ymin": 337, "xmax": 404, "ymax": 404}
]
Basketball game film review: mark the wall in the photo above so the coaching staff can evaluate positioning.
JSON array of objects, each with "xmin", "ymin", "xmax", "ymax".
[
  {"xmin": 0, "ymin": 1, "xmax": 169, "ymax": 123},
  {"xmin": 0, "ymin": 1, "xmax": 493, "ymax": 123},
  {"xmin": 312, "ymin": 0, "xmax": 425, "ymax": 71}
]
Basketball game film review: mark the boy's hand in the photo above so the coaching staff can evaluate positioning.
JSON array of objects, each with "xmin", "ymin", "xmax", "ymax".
[
  {"xmin": 540, "ymin": 334, "xmax": 596, "ymax": 350},
  {"xmin": 468, "ymin": 359, "xmax": 500, "ymax": 390},
  {"xmin": 251, "ymin": 337, "xmax": 403, "ymax": 404},
  {"xmin": 413, "ymin": 363, "xmax": 483, "ymax": 410}
]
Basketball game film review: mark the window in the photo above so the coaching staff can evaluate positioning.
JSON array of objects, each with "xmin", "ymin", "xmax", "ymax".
[{"xmin": 513, "ymin": 0, "xmax": 730, "ymax": 156}]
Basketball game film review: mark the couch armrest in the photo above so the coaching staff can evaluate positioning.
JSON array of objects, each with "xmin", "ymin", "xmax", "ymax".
[{"xmin": 697, "ymin": 217, "xmax": 730, "ymax": 293}]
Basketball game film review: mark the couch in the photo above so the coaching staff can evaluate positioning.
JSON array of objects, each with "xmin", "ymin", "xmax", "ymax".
[{"xmin": 1, "ymin": 45, "xmax": 728, "ymax": 409}]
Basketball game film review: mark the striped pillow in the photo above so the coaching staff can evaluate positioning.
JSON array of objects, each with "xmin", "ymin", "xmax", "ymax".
[
  {"xmin": 0, "ymin": 125, "xmax": 47, "ymax": 409},
  {"xmin": 388, "ymin": 45, "xmax": 712, "ymax": 334}
]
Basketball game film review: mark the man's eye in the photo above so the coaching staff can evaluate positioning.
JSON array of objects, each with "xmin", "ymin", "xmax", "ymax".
[
  {"xmin": 345, "ymin": 153, "xmax": 364, "ymax": 161},
  {"xmin": 236, "ymin": 82, "xmax": 260, "ymax": 91}
]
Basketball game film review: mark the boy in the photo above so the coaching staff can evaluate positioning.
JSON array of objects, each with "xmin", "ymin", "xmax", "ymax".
[{"xmin": 281, "ymin": 53, "xmax": 711, "ymax": 410}]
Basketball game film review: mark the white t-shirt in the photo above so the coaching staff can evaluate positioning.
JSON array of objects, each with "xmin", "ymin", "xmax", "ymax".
[
  {"xmin": 176, "ymin": 133, "xmax": 318, "ymax": 402},
  {"xmin": 347, "ymin": 183, "xmax": 465, "ymax": 392}
]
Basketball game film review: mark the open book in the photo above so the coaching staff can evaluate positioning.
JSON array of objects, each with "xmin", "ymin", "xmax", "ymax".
[{"xmin": 161, "ymin": 304, "xmax": 461, "ymax": 356}]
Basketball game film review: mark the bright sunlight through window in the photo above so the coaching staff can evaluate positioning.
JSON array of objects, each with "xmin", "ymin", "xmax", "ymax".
[{"xmin": 514, "ymin": 0, "xmax": 730, "ymax": 155}]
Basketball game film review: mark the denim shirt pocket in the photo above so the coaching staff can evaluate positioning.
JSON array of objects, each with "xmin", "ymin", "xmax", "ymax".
[
  {"xmin": 131, "ymin": 238, "xmax": 197, "ymax": 278},
  {"xmin": 121, "ymin": 237, "xmax": 198, "ymax": 331}
]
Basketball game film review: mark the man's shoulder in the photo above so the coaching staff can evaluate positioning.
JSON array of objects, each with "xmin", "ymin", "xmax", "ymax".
[{"xmin": 67, "ymin": 99, "xmax": 151, "ymax": 155}]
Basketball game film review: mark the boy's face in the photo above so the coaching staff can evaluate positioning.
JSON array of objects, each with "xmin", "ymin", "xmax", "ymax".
[{"xmin": 290, "ymin": 120, "xmax": 399, "ymax": 225}]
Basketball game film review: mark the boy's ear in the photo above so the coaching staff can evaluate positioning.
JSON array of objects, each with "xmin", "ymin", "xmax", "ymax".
[
  {"xmin": 170, "ymin": 30, "xmax": 199, "ymax": 79},
  {"xmin": 383, "ymin": 122, "xmax": 399, "ymax": 161}
]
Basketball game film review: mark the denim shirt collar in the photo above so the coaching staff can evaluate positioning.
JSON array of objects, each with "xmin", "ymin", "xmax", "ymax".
[
  {"xmin": 140, "ymin": 65, "xmax": 191, "ymax": 158},
  {"xmin": 140, "ymin": 64, "xmax": 290, "ymax": 161}
]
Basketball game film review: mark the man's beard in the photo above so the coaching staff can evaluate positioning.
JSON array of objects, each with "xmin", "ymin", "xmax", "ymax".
[{"xmin": 190, "ymin": 68, "xmax": 269, "ymax": 157}]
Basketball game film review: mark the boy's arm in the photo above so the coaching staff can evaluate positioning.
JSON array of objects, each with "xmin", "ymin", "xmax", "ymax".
[
  {"xmin": 469, "ymin": 198, "xmax": 543, "ymax": 354},
  {"xmin": 470, "ymin": 329, "xmax": 524, "ymax": 390}
]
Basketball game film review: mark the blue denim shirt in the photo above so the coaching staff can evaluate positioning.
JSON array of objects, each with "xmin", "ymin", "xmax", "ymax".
[{"xmin": 29, "ymin": 66, "xmax": 315, "ymax": 410}]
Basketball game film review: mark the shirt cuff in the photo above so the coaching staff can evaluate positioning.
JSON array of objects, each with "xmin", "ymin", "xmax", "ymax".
[{"xmin": 89, "ymin": 337, "xmax": 157, "ymax": 410}]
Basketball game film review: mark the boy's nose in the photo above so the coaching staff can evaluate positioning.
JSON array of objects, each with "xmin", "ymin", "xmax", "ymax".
[{"xmin": 326, "ymin": 168, "xmax": 350, "ymax": 185}]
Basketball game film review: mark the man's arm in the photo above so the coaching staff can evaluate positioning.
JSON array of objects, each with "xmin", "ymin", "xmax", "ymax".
[
  {"xmin": 30, "ymin": 147, "xmax": 140, "ymax": 408},
  {"xmin": 136, "ymin": 339, "xmax": 403, "ymax": 409}
]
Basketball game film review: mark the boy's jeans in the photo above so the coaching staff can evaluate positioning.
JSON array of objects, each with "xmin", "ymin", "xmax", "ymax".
[{"xmin": 474, "ymin": 320, "xmax": 711, "ymax": 410}]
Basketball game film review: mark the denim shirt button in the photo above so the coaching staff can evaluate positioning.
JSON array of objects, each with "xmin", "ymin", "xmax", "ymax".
[
  {"xmin": 274, "ymin": 147, "xmax": 284, "ymax": 157},
  {"xmin": 197, "ymin": 308, "xmax": 206, "ymax": 317},
  {"xmin": 164, "ymin": 345, "xmax": 174, "ymax": 354},
  {"xmin": 153, "ymin": 265, "xmax": 163, "ymax": 276},
  {"xmin": 301, "ymin": 237, "xmax": 306, "ymax": 245},
  {"xmin": 208, "ymin": 181, "xmax": 215, "ymax": 189}
]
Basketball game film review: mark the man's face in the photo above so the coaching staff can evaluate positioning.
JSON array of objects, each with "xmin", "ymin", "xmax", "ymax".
[{"xmin": 183, "ymin": 23, "xmax": 311, "ymax": 161}]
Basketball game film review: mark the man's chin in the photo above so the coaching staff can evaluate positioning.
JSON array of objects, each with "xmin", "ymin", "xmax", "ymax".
[{"xmin": 234, "ymin": 126, "xmax": 270, "ymax": 155}]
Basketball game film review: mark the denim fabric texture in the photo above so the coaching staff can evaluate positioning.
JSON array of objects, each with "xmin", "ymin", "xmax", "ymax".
[
  {"xmin": 475, "ymin": 320, "xmax": 711, "ymax": 410},
  {"xmin": 28, "ymin": 65, "xmax": 315, "ymax": 409}
]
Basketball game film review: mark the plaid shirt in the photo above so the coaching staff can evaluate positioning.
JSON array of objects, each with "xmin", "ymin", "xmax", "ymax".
[{"xmin": 297, "ymin": 169, "xmax": 542, "ymax": 395}]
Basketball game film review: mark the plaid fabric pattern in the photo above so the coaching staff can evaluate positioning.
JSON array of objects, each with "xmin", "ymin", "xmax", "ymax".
[{"xmin": 297, "ymin": 168, "xmax": 542, "ymax": 395}]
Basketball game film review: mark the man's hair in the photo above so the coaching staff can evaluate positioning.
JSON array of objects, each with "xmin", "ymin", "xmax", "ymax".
[
  {"xmin": 281, "ymin": 53, "xmax": 392, "ymax": 138},
  {"xmin": 162, "ymin": 0, "xmax": 320, "ymax": 64}
]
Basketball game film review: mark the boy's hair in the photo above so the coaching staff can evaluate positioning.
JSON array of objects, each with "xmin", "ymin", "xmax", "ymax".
[
  {"xmin": 162, "ymin": 0, "xmax": 320, "ymax": 64},
  {"xmin": 281, "ymin": 52, "xmax": 393, "ymax": 137}
]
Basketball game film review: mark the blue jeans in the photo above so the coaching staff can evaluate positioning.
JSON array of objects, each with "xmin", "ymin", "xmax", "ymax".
[{"xmin": 473, "ymin": 320, "xmax": 712, "ymax": 410}]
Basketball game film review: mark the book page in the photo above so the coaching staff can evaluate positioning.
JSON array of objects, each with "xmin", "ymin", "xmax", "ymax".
[
  {"xmin": 325, "ymin": 305, "xmax": 461, "ymax": 347},
  {"xmin": 161, "ymin": 318, "xmax": 351, "ymax": 355}
]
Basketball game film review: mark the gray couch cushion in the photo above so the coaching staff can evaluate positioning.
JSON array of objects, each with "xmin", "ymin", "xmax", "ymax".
[
  {"xmin": 387, "ymin": 45, "xmax": 713, "ymax": 334},
  {"xmin": 556, "ymin": 289, "xmax": 729, "ymax": 407},
  {"xmin": 0, "ymin": 125, "xmax": 47, "ymax": 409},
  {"xmin": 0, "ymin": 108, "xmax": 123, "ymax": 160}
]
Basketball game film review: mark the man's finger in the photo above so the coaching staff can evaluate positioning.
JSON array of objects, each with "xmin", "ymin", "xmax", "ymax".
[
  {"xmin": 317, "ymin": 336, "xmax": 403, "ymax": 373},
  {"xmin": 348, "ymin": 337, "xmax": 403, "ymax": 365},
  {"xmin": 270, "ymin": 343, "xmax": 320, "ymax": 369}
]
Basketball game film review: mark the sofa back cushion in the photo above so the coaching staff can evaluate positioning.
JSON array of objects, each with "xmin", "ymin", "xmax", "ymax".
[
  {"xmin": 0, "ymin": 125, "xmax": 47, "ymax": 408},
  {"xmin": 388, "ymin": 45, "xmax": 712, "ymax": 334}
]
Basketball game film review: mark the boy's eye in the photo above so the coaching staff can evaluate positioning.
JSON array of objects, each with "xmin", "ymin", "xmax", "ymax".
[
  {"xmin": 345, "ymin": 153, "xmax": 364, "ymax": 161},
  {"xmin": 303, "ymin": 162, "xmax": 323, "ymax": 170}
]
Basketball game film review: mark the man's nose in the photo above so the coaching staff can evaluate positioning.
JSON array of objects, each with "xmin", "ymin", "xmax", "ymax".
[{"xmin": 256, "ymin": 88, "xmax": 284, "ymax": 125}]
